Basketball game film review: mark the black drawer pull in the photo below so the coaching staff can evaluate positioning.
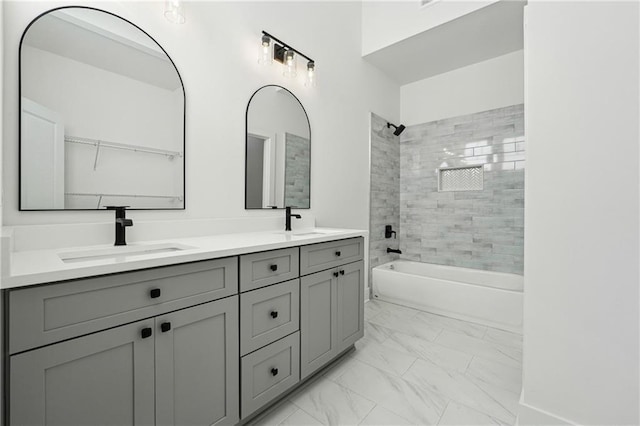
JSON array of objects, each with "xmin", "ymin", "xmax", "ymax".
[
  {"xmin": 335, "ymin": 251, "xmax": 341, "ymax": 256},
  {"xmin": 161, "ymin": 322, "xmax": 171, "ymax": 333},
  {"xmin": 270, "ymin": 311, "xmax": 278, "ymax": 319},
  {"xmin": 333, "ymin": 272, "xmax": 339, "ymax": 277},
  {"xmin": 270, "ymin": 264, "xmax": 278, "ymax": 272},
  {"xmin": 339, "ymin": 270, "xmax": 345, "ymax": 275},
  {"xmin": 141, "ymin": 327, "xmax": 152, "ymax": 339},
  {"xmin": 271, "ymin": 368, "xmax": 279, "ymax": 376},
  {"xmin": 150, "ymin": 288, "xmax": 161, "ymax": 299}
]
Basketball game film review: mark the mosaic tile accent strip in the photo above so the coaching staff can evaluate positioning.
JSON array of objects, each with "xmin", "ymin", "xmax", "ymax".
[{"xmin": 439, "ymin": 166, "xmax": 484, "ymax": 192}]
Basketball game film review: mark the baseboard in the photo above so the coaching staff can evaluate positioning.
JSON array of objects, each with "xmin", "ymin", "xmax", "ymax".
[{"xmin": 517, "ymin": 401, "xmax": 575, "ymax": 425}]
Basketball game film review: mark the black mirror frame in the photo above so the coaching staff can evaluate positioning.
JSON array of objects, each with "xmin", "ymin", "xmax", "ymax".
[
  {"xmin": 244, "ymin": 84, "xmax": 311, "ymax": 210},
  {"xmin": 18, "ymin": 6, "xmax": 186, "ymax": 211}
]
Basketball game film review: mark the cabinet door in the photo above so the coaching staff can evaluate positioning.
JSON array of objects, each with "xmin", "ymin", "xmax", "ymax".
[
  {"xmin": 10, "ymin": 320, "xmax": 155, "ymax": 426},
  {"xmin": 155, "ymin": 296, "xmax": 239, "ymax": 426},
  {"xmin": 336, "ymin": 261, "xmax": 365, "ymax": 352},
  {"xmin": 300, "ymin": 269, "xmax": 338, "ymax": 379}
]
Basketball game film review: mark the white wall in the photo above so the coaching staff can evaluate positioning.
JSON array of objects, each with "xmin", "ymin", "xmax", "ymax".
[
  {"xmin": 2, "ymin": 1, "xmax": 399, "ymax": 230},
  {"xmin": 361, "ymin": 0, "xmax": 498, "ymax": 56},
  {"xmin": 400, "ymin": 50, "xmax": 523, "ymax": 125},
  {"xmin": 521, "ymin": 1, "xmax": 639, "ymax": 425}
]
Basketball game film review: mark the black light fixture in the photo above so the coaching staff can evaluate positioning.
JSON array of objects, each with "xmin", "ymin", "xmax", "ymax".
[
  {"xmin": 260, "ymin": 31, "xmax": 316, "ymax": 86},
  {"xmin": 387, "ymin": 122, "xmax": 406, "ymax": 136}
]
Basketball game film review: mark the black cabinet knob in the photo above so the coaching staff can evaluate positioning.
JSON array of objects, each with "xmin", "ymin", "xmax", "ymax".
[
  {"xmin": 271, "ymin": 368, "xmax": 278, "ymax": 376},
  {"xmin": 141, "ymin": 327, "xmax": 152, "ymax": 339},
  {"xmin": 335, "ymin": 251, "xmax": 341, "ymax": 256},
  {"xmin": 161, "ymin": 322, "xmax": 171, "ymax": 332},
  {"xmin": 339, "ymin": 270, "xmax": 345, "ymax": 275},
  {"xmin": 333, "ymin": 272, "xmax": 339, "ymax": 277},
  {"xmin": 270, "ymin": 264, "xmax": 278, "ymax": 272},
  {"xmin": 270, "ymin": 311, "xmax": 278, "ymax": 319},
  {"xmin": 150, "ymin": 288, "xmax": 161, "ymax": 299}
]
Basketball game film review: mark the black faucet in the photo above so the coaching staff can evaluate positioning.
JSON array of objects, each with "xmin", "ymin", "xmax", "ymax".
[
  {"xmin": 106, "ymin": 206, "xmax": 133, "ymax": 246},
  {"xmin": 387, "ymin": 248, "xmax": 402, "ymax": 254},
  {"xmin": 285, "ymin": 206, "xmax": 302, "ymax": 231}
]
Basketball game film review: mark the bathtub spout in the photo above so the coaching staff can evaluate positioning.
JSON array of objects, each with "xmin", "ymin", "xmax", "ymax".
[{"xmin": 387, "ymin": 248, "xmax": 402, "ymax": 254}]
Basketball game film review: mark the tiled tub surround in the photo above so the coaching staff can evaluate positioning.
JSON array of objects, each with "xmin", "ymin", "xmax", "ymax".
[
  {"xmin": 284, "ymin": 133, "xmax": 310, "ymax": 209},
  {"xmin": 251, "ymin": 299, "xmax": 523, "ymax": 426},
  {"xmin": 400, "ymin": 104, "xmax": 525, "ymax": 275},
  {"xmin": 369, "ymin": 113, "xmax": 401, "ymax": 272}
]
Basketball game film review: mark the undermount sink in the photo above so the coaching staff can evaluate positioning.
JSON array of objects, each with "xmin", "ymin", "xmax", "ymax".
[
  {"xmin": 59, "ymin": 243, "xmax": 195, "ymax": 263},
  {"xmin": 274, "ymin": 229, "xmax": 338, "ymax": 237}
]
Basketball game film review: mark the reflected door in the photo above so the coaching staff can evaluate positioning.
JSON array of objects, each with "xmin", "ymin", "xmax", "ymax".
[{"xmin": 21, "ymin": 97, "xmax": 65, "ymax": 209}]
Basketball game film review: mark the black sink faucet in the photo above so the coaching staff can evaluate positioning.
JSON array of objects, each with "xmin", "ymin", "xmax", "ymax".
[
  {"xmin": 106, "ymin": 206, "xmax": 133, "ymax": 246},
  {"xmin": 285, "ymin": 206, "xmax": 302, "ymax": 231}
]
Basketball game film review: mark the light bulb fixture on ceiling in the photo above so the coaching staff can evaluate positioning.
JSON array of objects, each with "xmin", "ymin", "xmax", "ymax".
[
  {"xmin": 259, "ymin": 31, "xmax": 316, "ymax": 87},
  {"xmin": 164, "ymin": 0, "xmax": 185, "ymax": 24}
]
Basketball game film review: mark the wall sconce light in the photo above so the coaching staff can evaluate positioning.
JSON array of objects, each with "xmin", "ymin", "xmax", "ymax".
[
  {"xmin": 259, "ymin": 31, "xmax": 316, "ymax": 87},
  {"xmin": 258, "ymin": 35, "xmax": 272, "ymax": 66},
  {"xmin": 164, "ymin": 0, "xmax": 185, "ymax": 24}
]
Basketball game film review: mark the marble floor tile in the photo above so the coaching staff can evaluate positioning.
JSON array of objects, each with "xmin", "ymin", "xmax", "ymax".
[
  {"xmin": 352, "ymin": 339, "xmax": 418, "ymax": 376},
  {"xmin": 466, "ymin": 357, "xmax": 522, "ymax": 394},
  {"xmin": 335, "ymin": 359, "xmax": 447, "ymax": 425},
  {"xmin": 289, "ymin": 378, "xmax": 375, "ymax": 426},
  {"xmin": 435, "ymin": 330, "xmax": 522, "ymax": 368},
  {"xmin": 438, "ymin": 401, "xmax": 508, "ymax": 425},
  {"xmin": 358, "ymin": 405, "xmax": 415, "ymax": 426},
  {"xmin": 366, "ymin": 300, "xmax": 420, "ymax": 322},
  {"xmin": 403, "ymin": 358, "xmax": 516, "ymax": 424},
  {"xmin": 465, "ymin": 375, "xmax": 521, "ymax": 420},
  {"xmin": 414, "ymin": 311, "xmax": 488, "ymax": 339},
  {"xmin": 362, "ymin": 321, "xmax": 398, "ymax": 345},
  {"xmin": 250, "ymin": 401, "xmax": 298, "ymax": 426},
  {"xmin": 279, "ymin": 408, "xmax": 324, "ymax": 426},
  {"xmin": 322, "ymin": 353, "xmax": 356, "ymax": 381},
  {"xmin": 369, "ymin": 310, "xmax": 442, "ymax": 341},
  {"xmin": 483, "ymin": 328, "xmax": 523, "ymax": 350},
  {"xmin": 382, "ymin": 329, "xmax": 473, "ymax": 372}
]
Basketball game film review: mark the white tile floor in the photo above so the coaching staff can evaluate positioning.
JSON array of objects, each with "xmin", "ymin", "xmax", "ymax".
[{"xmin": 252, "ymin": 300, "xmax": 523, "ymax": 426}]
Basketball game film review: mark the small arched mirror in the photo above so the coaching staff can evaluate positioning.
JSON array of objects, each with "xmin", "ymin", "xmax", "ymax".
[
  {"xmin": 245, "ymin": 85, "xmax": 311, "ymax": 209},
  {"xmin": 19, "ymin": 7, "xmax": 185, "ymax": 210}
]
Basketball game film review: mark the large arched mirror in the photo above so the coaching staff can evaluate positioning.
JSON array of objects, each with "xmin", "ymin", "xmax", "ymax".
[
  {"xmin": 245, "ymin": 85, "xmax": 310, "ymax": 209},
  {"xmin": 19, "ymin": 7, "xmax": 185, "ymax": 210}
]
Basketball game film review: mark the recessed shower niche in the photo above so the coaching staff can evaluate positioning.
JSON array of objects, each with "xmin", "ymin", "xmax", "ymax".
[{"xmin": 19, "ymin": 7, "xmax": 185, "ymax": 210}]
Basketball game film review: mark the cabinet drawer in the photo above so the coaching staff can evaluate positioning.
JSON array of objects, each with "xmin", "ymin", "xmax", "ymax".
[
  {"xmin": 300, "ymin": 237, "xmax": 364, "ymax": 275},
  {"xmin": 9, "ymin": 257, "xmax": 238, "ymax": 354},
  {"xmin": 241, "ymin": 332, "xmax": 300, "ymax": 419},
  {"xmin": 240, "ymin": 279, "xmax": 300, "ymax": 356},
  {"xmin": 240, "ymin": 247, "xmax": 299, "ymax": 292}
]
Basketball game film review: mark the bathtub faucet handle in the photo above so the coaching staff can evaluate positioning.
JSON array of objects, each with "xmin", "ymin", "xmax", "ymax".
[
  {"xmin": 387, "ymin": 247, "xmax": 402, "ymax": 254},
  {"xmin": 385, "ymin": 225, "xmax": 397, "ymax": 239}
]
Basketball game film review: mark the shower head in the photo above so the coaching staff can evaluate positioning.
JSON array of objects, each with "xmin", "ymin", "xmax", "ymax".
[{"xmin": 387, "ymin": 122, "xmax": 406, "ymax": 136}]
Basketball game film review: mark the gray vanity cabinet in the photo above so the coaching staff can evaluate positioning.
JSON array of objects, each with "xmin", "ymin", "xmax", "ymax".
[
  {"xmin": 10, "ymin": 319, "xmax": 156, "ymax": 426},
  {"xmin": 155, "ymin": 297, "xmax": 239, "ymax": 426},
  {"xmin": 300, "ymin": 258, "xmax": 365, "ymax": 380},
  {"xmin": 9, "ymin": 291, "xmax": 239, "ymax": 426}
]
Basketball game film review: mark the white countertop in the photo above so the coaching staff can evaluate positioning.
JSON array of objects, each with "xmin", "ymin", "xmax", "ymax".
[{"xmin": 3, "ymin": 228, "xmax": 366, "ymax": 289}]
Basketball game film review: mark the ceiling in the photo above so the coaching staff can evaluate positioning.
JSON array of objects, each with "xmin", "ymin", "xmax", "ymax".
[{"xmin": 363, "ymin": 1, "xmax": 525, "ymax": 85}]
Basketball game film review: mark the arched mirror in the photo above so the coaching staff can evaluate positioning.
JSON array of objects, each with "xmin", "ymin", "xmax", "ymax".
[
  {"xmin": 245, "ymin": 85, "xmax": 310, "ymax": 209},
  {"xmin": 19, "ymin": 7, "xmax": 185, "ymax": 210}
]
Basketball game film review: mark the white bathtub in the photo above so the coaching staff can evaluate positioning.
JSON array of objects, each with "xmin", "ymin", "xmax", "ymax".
[{"xmin": 372, "ymin": 260, "xmax": 523, "ymax": 333}]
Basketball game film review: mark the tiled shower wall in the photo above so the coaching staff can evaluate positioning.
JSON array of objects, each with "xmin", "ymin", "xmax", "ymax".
[
  {"xmin": 399, "ymin": 104, "xmax": 525, "ymax": 274},
  {"xmin": 369, "ymin": 113, "xmax": 400, "ymax": 271},
  {"xmin": 284, "ymin": 133, "xmax": 310, "ymax": 208}
]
